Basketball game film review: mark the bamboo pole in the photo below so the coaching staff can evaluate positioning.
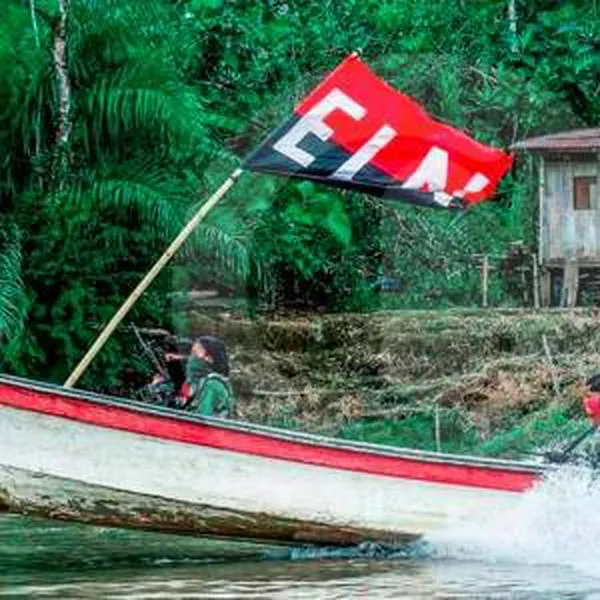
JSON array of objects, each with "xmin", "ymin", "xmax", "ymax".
[
  {"xmin": 64, "ymin": 168, "xmax": 243, "ymax": 388},
  {"xmin": 481, "ymin": 255, "xmax": 489, "ymax": 308}
]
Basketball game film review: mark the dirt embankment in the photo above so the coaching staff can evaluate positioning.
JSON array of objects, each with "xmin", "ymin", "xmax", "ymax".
[{"xmin": 180, "ymin": 308, "xmax": 600, "ymax": 445}]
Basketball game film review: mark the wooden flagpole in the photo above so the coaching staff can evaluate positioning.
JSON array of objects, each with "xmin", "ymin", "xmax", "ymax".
[{"xmin": 64, "ymin": 168, "xmax": 243, "ymax": 388}]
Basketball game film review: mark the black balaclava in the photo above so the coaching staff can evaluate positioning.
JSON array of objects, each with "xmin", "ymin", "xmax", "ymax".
[{"xmin": 197, "ymin": 335, "xmax": 230, "ymax": 377}]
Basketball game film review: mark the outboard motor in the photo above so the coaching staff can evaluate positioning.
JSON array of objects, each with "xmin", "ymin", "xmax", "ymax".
[{"xmin": 542, "ymin": 374, "xmax": 600, "ymax": 466}]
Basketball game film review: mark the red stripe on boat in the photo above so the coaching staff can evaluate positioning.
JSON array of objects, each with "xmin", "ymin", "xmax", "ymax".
[{"xmin": 0, "ymin": 383, "xmax": 540, "ymax": 492}]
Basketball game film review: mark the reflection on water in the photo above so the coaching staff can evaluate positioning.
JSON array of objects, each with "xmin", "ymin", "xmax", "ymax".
[
  {"xmin": 0, "ymin": 514, "xmax": 282, "ymax": 572},
  {"xmin": 5, "ymin": 468, "xmax": 600, "ymax": 598},
  {"xmin": 2, "ymin": 513, "xmax": 600, "ymax": 599}
]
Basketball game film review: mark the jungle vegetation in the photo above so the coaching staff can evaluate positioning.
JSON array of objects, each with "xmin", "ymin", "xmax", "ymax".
[{"xmin": 0, "ymin": 0, "xmax": 598, "ymax": 388}]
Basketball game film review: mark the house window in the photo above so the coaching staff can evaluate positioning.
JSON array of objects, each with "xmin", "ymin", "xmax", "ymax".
[{"xmin": 573, "ymin": 176, "xmax": 597, "ymax": 210}]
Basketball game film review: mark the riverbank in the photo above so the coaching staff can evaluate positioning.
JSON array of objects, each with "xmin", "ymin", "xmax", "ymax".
[{"xmin": 169, "ymin": 307, "xmax": 600, "ymax": 458}]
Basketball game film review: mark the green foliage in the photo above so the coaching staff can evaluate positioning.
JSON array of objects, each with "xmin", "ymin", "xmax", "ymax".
[
  {"xmin": 0, "ymin": 0, "xmax": 231, "ymax": 385},
  {"xmin": 338, "ymin": 410, "xmax": 481, "ymax": 454},
  {"xmin": 1, "ymin": 0, "xmax": 599, "ymax": 389},
  {"xmin": 337, "ymin": 405, "xmax": 593, "ymax": 458},
  {"xmin": 0, "ymin": 221, "xmax": 26, "ymax": 344},
  {"xmin": 180, "ymin": 0, "xmax": 598, "ymax": 312},
  {"xmin": 477, "ymin": 404, "xmax": 590, "ymax": 458},
  {"xmin": 337, "ymin": 401, "xmax": 591, "ymax": 459},
  {"xmin": 246, "ymin": 183, "xmax": 381, "ymax": 310}
]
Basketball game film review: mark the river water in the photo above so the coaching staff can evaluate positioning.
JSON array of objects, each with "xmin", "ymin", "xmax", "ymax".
[{"xmin": 3, "ymin": 467, "xmax": 600, "ymax": 599}]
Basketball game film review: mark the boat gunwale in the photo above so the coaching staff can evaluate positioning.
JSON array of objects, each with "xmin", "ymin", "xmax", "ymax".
[{"xmin": 0, "ymin": 374, "xmax": 547, "ymax": 474}]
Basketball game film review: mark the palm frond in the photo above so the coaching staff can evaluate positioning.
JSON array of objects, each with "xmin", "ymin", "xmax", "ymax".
[
  {"xmin": 0, "ymin": 223, "xmax": 26, "ymax": 340},
  {"xmin": 61, "ymin": 160, "xmax": 196, "ymax": 241},
  {"xmin": 67, "ymin": 0, "xmax": 206, "ymax": 161},
  {"xmin": 184, "ymin": 223, "xmax": 265, "ymax": 288},
  {"xmin": 79, "ymin": 61, "xmax": 205, "ymax": 158},
  {"xmin": 0, "ymin": 3, "xmax": 52, "ymax": 203}
]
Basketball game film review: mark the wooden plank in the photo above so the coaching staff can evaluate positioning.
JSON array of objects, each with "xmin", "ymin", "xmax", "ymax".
[
  {"xmin": 539, "ymin": 157, "xmax": 547, "ymax": 263},
  {"xmin": 563, "ymin": 161, "xmax": 576, "ymax": 259},
  {"xmin": 544, "ymin": 257, "xmax": 600, "ymax": 268},
  {"xmin": 570, "ymin": 161, "xmax": 599, "ymax": 260},
  {"xmin": 596, "ymin": 152, "xmax": 600, "ymax": 255},
  {"xmin": 545, "ymin": 161, "xmax": 568, "ymax": 260}
]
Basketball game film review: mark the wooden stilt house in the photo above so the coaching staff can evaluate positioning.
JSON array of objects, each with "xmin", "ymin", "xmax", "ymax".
[{"xmin": 512, "ymin": 129, "xmax": 600, "ymax": 307}]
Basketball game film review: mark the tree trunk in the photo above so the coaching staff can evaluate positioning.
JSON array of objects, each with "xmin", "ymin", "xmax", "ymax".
[
  {"xmin": 29, "ymin": 0, "xmax": 40, "ymax": 47},
  {"xmin": 54, "ymin": 0, "xmax": 71, "ymax": 148},
  {"xmin": 508, "ymin": 0, "xmax": 518, "ymax": 54}
]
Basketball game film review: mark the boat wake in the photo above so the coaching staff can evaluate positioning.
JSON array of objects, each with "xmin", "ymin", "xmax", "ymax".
[
  {"xmin": 424, "ymin": 465, "xmax": 600, "ymax": 577},
  {"xmin": 284, "ymin": 541, "xmax": 429, "ymax": 562}
]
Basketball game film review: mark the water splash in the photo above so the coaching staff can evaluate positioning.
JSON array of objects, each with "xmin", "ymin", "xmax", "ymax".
[
  {"xmin": 425, "ymin": 466, "xmax": 600, "ymax": 577},
  {"xmin": 284, "ymin": 541, "xmax": 428, "ymax": 561}
]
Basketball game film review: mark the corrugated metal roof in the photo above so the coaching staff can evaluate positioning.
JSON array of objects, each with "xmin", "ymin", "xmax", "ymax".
[{"xmin": 511, "ymin": 128, "xmax": 600, "ymax": 152}]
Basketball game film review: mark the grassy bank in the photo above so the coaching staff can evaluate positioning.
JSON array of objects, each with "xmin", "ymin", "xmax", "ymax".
[{"xmin": 176, "ymin": 308, "xmax": 600, "ymax": 458}]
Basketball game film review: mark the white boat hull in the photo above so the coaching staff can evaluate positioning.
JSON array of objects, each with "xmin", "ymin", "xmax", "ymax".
[{"xmin": 0, "ymin": 376, "xmax": 546, "ymax": 545}]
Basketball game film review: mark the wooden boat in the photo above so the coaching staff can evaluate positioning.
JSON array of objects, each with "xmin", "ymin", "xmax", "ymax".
[{"xmin": 0, "ymin": 374, "xmax": 548, "ymax": 546}]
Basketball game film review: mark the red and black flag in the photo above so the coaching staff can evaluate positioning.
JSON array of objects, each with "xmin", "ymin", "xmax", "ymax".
[{"xmin": 244, "ymin": 54, "xmax": 513, "ymax": 209}]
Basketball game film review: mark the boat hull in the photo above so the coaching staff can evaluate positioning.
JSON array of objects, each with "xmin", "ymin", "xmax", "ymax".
[
  {"xmin": 0, "ymin": 376, "xmax": 547, "ymax": 545},
  {"xmin": 0, "ymin": 465, "xmax": 418, "ymax": 546}
]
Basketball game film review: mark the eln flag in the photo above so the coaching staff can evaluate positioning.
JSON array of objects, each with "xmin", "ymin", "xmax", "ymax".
[{"xmin": 244, "ymin": 54, "xmax": 513, "ymax": 209}]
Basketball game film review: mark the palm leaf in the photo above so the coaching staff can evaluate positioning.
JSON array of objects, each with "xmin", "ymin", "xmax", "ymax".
[
  {"xmin": 79, "ymin": 61, "xmax": 206, "ymax": 158},
  {"xmin": 61, "ymin": 160, "xmax": 196, "ymax": 242},
  {"xmin": 0, "ymin": 223, "xmax": 26, "ymax": 340},
  {"xmin": 185, "ymin": 223, "xmax": 259, "ymax": 285},
  {"xmin": 0, "ymin": 3, "xmax": 51, "ymax": 204}
]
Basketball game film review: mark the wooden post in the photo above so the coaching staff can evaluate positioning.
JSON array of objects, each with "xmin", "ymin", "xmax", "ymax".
[
  {"xmin": 560, "ymin": 261, "xmax": 568, "ymax": 307},
  {"xmin": 434, "ymin": 404, "xmax": 441, "ymax": 453},
  {"xmin": 64, "ymin": 168, "xmax": 243, "ymax": 388},
  {"xmin": 542, "ymin": 334, "xmax": 560, "ymax": 398},
  {"xmin": 560, "ymin": 259, "xmax": 579, "ymax": 308},
  {"xmin": 532, "ymin": 252, "xmax": 540, "ymax": 309},
  {"xmin": 540, "ymin": 266, "xmax": 551, "ymax": 307},
  {"xmin": 520, "ymin": 265, "xmax": 528, "ymax": 305},
  {"xmin": 481, "ymin": 255, "xmax": 489, "ymax": 308},
  {"xmin": 569, "ymin": 260, "xmax": 579, "ymax": 308}
]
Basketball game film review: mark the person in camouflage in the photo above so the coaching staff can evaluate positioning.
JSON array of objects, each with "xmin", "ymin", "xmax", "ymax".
[
  {"xmin": 180, "ymin": 335, "xmax": 234, "ymax": 418},
  {"xmin": 142, "ymin": 335, "xmax": 233, "ymax": 418}
]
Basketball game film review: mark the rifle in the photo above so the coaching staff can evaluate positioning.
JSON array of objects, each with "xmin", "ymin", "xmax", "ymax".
[{"xmin": 131, "ymin": 323, "xmax": 167, "ymax": 377}]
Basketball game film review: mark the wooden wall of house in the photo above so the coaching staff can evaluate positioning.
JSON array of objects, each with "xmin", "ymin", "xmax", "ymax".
[{"xmin": 541, "ymin": 154, "xmax": 600, "ymax": 264}]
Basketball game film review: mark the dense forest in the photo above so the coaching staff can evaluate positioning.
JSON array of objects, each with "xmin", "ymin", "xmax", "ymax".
[{"xmin": 0, "ymin": 0, "xmax": 599, "ymax": 388}]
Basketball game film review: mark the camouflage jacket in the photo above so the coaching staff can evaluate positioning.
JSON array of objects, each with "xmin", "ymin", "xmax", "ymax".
[{"xmin": 185, "ymin": 372, "xmax": 234, "ymax": 418}]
